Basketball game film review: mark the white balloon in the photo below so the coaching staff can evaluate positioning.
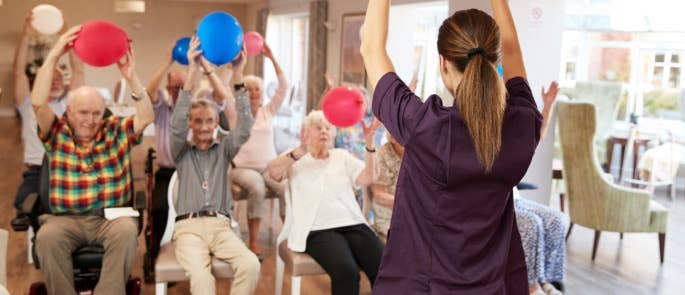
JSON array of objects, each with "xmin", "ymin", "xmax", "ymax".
[{"xmin": 31, "ymin": 4, "xmax": 64, "ymax": 35}]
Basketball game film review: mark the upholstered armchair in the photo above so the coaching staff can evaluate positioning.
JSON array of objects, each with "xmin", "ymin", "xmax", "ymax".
[{"xmin": 556, "ymin": 101, "xmax": 669, "ymax": 263}]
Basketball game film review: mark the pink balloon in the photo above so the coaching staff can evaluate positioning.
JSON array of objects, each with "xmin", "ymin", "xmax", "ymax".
[
  {"xmin": 244, "ymin": 31, "xmax": 264, "ymax": 56},
  {"xmin": 322, "ymin": 87, "xmax": 367, "ymax": 128}
]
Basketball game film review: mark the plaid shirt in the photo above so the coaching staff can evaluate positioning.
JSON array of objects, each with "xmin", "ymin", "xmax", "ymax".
[{"xmin": 40, "ymin": 115, "xmax": 142, "ymax": 213}]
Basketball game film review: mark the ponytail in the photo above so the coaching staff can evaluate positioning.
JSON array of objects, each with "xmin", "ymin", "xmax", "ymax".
[
  {"xmin": 454, "ymin": 53, "xmax": 506, "ymax": 172},
  {"xmin": 437, "ymin": 9, "xmax": 506, "ymax": 173}
]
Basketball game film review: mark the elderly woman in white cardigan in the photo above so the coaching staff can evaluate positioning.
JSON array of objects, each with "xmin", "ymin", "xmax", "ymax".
[{"xmin": 268, "ymin": 110, "xmax": 384, "ymax": 295}]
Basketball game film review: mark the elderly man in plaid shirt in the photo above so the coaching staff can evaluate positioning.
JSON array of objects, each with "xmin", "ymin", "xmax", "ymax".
[{"xmin": 30, "ymin": 26, "xmax": 154, "ymax": 295}]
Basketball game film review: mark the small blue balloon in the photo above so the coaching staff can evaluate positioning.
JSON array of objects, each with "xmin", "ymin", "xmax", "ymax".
[
  {"xmin": 197, "ymin": 11, "xmax": 244, "ymax": 66},
  {"xmin": 172, "ymin": 37, "xmax": 191, "ymax": 65},
  {"xmin": 497, "ymin": 63, "xmax": 504, "ymax": 77}
]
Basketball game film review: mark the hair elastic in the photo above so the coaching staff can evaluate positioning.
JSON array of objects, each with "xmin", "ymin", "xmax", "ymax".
[{"xmin": 467, "ymin": 47, "xmax": 487, "ymax": 59}]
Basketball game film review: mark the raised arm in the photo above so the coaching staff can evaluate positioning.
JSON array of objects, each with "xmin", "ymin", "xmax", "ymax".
[
  {"xmin": 117, "ymin": 48, "xmax": 154, "ymax": 135},
  {"xmin": 268, "ymin": 142, "xmax": 308, "ymax": 182},
  {"xmin": 199, "ymin": 56, "xmax": 232, "ymax": 109},
  {"xmin": 169, "ymin": 38, "xmax": 203, "ymax": 161},
  {"xmin": 14, "ymin": 12, "xmax": 33, "ymax": 106},
  {"xmin": 540, "ymin": 81, "xmax": 559, "ymax": 139},
  {"xmin": 221, "ymin": 50, "xmax": 247, "ymax": 129},
  {"xmin": 263, "ymin": 42, "xmax": 289, "ymax": 114},
  {"xmin": 223, "ymin": 89, "xmax": 254, "ymax": 158},
  {"xmin": 32, "ymin": 25, "xmax": 81, "ymax": 134},
  {"xmin": 490, "ymin": 0, "xmax": 527, "ymax": 81},
  {"xmin": 360, "ymin": 0, "xmax": 395, "ymax": 89},
  {"xmin": 216, "ymin": 64, "xmax": 237, "ymax": 129},
  {"xmin": 355, "ymin": 117, "xmax": 381, "ymax": 187},
  {"xmin": 68, "ymin": 48, "xmax": 85, "ymax": 89},
  {"xmin": 64, "ymin": 19, "xmax": 85, "ymax": 90},
  {"xmin": 146, "ymin": 42, "xmax": 175, "ymax": 105}
]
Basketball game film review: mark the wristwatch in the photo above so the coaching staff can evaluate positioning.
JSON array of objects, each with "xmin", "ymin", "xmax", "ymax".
[{"xmin": 131, "ymin": 89, "xmax": 146, "ymax": 101}]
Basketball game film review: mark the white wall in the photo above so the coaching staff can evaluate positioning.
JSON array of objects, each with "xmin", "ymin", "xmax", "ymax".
[{"xmin": 509, "ymin": 0, "xmax": 564, "ymax": 205}]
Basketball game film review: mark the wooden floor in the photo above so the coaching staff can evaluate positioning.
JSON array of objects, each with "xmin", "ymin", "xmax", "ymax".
[{"xmin": 0, "ymin": 115, "xmax": 683, "ymax": 294}]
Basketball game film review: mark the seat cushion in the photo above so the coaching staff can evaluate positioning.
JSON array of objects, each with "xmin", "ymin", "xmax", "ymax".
[
  {"xmin": 155, "ymin": 243, "xmax": 234, "ymax": 282},
  {"xmin": 73, "ymin": 245, "xmax": 105, "ymax": 269},
  {"xmin": 648, "ymin": 200, "xmax": 669, "ymax": 233},
  {"xmin": 278, "ymin": 241, "xmax": 325, "ymax": 276}
]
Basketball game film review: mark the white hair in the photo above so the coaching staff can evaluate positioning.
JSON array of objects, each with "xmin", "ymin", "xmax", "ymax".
[
  {"xmin": 244, "ymin": 75, "xmax": 264, "ymax": 89},
  {"xmin": 302, "ymin": 110, "xmax": 336, "ymax": 139}
]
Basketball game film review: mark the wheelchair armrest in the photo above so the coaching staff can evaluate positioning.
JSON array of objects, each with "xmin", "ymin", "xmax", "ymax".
[
  {"xmin": 22, "ymin": 193, "xmax": 39, "ymax": 215},
  {"xmin": 134, "ymin": 190, "xmax": 147, "ymax": 210}
]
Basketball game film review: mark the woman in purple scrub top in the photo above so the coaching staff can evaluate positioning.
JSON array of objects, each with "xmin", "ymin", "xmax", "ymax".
[{"xmin": 361, "ymin": 0, "xmax": 542, "ymax": 294}]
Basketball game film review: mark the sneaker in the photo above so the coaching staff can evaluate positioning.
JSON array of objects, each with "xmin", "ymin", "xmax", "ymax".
[
  {"xmin": 11, "ymin": 211, "xmax": 30, "ymax": 231},
  {"xmin": 542, "ymin": 282, "xmax": 563, "ymax": 295}
]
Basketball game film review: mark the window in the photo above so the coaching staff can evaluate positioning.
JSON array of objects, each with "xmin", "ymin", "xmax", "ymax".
[
  {"xmin": 560, "ymin": 0, "xmax": 685, "ymax": 139},
  {"xmin": 264, "ymin": 13, "xmax": 310, "ymax": 154}
]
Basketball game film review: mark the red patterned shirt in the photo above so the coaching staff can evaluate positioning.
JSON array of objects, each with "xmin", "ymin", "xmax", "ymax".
[{"xmin": 40, "ymin": 115, "xmax": 142, "ymax": 213}]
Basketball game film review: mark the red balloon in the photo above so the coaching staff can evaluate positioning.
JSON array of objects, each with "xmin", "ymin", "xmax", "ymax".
[
  {"xmin": 322, "ymin": 87, "xmax": 367, "ymax": 128},
  {"xmin": 73, "ymin": 20, "xmax": 129, "ymax": 67}
]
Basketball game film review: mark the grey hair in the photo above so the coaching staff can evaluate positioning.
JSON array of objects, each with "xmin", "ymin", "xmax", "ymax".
[{"xmin": 190, "ymin": 98, "xmax": 218, "ymax": 117}]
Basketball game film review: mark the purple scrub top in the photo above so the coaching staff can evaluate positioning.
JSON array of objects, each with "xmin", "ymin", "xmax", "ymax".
[{"xmin": 372, "ymin": 72, "xmax": 542, "ymax": 294}]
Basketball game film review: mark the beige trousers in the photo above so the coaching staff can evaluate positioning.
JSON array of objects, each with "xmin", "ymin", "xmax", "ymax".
[
  {"xmin": 173, "ymin": 217, "xmax": 260, "ymax": 295},
  {"xmin": 35, "ymin": 215, "xmax": 138, "ymax": 295}
]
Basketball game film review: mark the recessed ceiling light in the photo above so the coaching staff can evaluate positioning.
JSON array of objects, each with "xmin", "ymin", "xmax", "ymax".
[{"xmin": 114, "ymin": 1, "xmax": 145, "ymax": 13}]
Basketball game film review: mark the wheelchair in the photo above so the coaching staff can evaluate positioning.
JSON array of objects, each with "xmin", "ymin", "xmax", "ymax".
[{"xmin": 14, "ymin": 153, "xmax": 146, "ymax": 295}]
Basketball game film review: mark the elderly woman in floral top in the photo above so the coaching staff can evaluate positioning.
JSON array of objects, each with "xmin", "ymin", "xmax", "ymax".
[{"xmin": 369, "ymin": 132, "xmax": 403, "ymax": 238}]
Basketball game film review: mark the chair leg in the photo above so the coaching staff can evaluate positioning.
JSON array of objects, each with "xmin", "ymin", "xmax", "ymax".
[
  {"xmin": 559, "ymin": 193, "xmax": 565, "ymax": 213},
  {"xmin": 658, "ymin": 233, "xmax": 666, "ymax": 264},
  {"xmin": 28, "ymin": 227, "xmax": 35, "ymax": 264},
  {"xmin": 155, "ymin": 282, "xmax": 167, "ymax": 295},
  {"xmin": 276, "ymin": 255, "xmax": 284, "ymax": 295},
  {"xmin": 565, "ymin": 223, "xmax": 574, "ymax": 242},
  {"xmin": 291, "ymin": 276, "xmax": 302, "ymax": 295},
  {"xmin": 619, "ymin": 233, "xmax": 624, "ymax": 240},
  {"xmin": 592, "ymin": 230, "xmax": 602, "ymax": 261}
]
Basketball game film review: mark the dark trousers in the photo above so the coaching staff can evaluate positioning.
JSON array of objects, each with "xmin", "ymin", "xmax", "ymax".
[
  {"xmin": 305, "ymin": 224, "xmax": 385, "ymax": 295},
  {"xmin": 14, "ymin": 165, "xmax": 42, "ymax": 211},
  {"xmin": 151, "ymin": 167, "xmax": 175, "ymax": 255}
]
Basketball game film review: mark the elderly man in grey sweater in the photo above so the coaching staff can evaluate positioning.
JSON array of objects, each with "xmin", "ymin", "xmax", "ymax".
[{"xmin": 169, "ymin": 37, "xmax": 259, "ymax": 295}]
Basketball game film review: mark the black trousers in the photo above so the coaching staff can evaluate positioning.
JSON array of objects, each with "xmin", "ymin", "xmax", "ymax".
[
  {"xmin": 305, "ymin": 224, "xmax": 385, "ymax": 295},
  {"xmin": 14, "ymin": 165, "xmax": 42, "ymax": 211},
  {"xmin": 151, "ymin": 167, "xmax": 175, "ymax": 255}
]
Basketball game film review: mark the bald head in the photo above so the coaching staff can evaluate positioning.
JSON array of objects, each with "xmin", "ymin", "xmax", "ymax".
[
  {"xmin": 168, "ymin": 70, "xmax": 187, "ymax": 87},
  {"xmin": 67, "ymin": 86, "xmax": 106, "ymax": 109},
  {"xmin": 167, "ymin": 70, "xmax": 187, "ymax": 103},
  {"xmin": 66, "ymin": 86, "xmax": 106, "ymax": 143}
]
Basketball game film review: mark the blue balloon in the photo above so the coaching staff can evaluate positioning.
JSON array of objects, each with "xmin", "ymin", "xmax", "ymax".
[
  {"xmin": 497, "ymin": 63, "xmax": 504, "ymax": 77},
  {"xmin": 172, "ymin": 37, "xmax": 191, "ymax": 65},
  {"xmin": 197, "ymin": 11, "xmax": 244, "ymax": 66}
]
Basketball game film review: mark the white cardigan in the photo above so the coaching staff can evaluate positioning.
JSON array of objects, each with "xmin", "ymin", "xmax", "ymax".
[{"xmin": 277, "ymin": 149, "xmax": 369, "ymax": 252}]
